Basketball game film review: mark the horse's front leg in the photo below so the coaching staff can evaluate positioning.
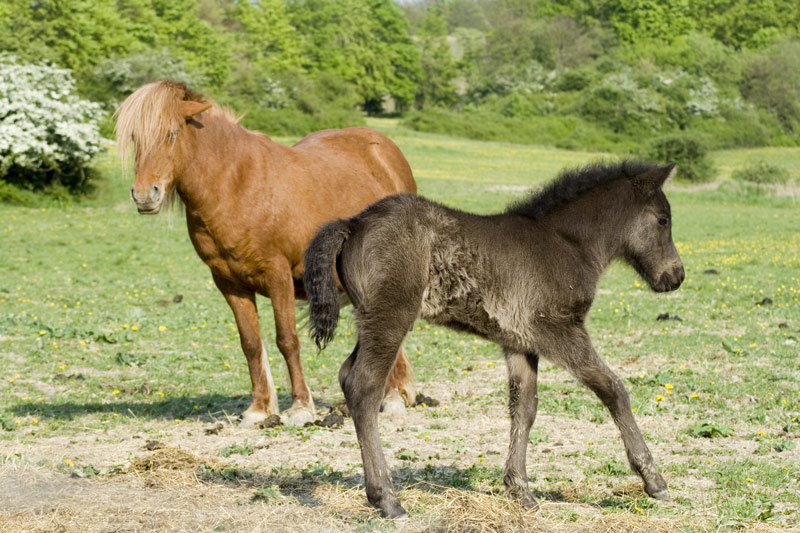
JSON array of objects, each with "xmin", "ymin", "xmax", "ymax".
[
  {"xmin": 550, "ymin": 327, "xmax": 669, "ymax": 500},
  {"xmin": 503, "ymin": 351, "xmax": 540, "ymax": 509},
  {"xmin": 214, "ymin": 276, "xmax": 278, "ymax": 426},
  {"xmin": 381, "ymin": 346, "xmax": 416, "ymax": 415},
  {"xmin": 265, "ymin": 260, "xmax": 315, "ymax": 426}
]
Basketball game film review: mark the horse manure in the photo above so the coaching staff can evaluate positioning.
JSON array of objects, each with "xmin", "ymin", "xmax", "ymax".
[
  {"xmin": 756, "ymin": 297, "xmax": 773, "ymax": 306},
  {"xmin": 415, "ymin": 393, "xmax": 440, "ymax": 407},
  {"xmin": 315, "ymin": 413, "xmax": 344, "ymax": 428},
  {"xmin": 778, "ymin": 322, "xmax": 789, "ymax": 329},
  {"xmin": 257, "ymin": 414, "xmax": 282, "ymax": 429},
  {"xmin": 144, "ymin": 440, "xmax": 164, "ymax": 451},
  {"xmin": 173, "ymin": 294, "xmax": 183, "ymax": 303},
  {"xmin": 703, "ymin": 268, "xmax": 719, "ymax": 275},
  {"xmin": 656, "ymin": 313, "xmax": 682, "ymax": 321},
  {"xmin": 204, "ymin": 422, "xmax": 224, "ymax": 436}
]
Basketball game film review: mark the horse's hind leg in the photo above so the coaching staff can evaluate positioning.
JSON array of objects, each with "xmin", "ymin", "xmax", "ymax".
[
  {"xmin": 344, "ymin": 318, "xmax": 416, "ymax": 518},
  {"xmin": 382, "ymin": 347, "xmax": 416, "ymax": 415},
  {"xmin": 503, "ymin": 351, "xmax": 540, "ymax": 509},
  {"xmin": 549, "ymin": 327, "xmax": 669, "ymax": 500}
]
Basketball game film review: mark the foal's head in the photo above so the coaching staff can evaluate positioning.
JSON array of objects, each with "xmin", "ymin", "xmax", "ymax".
[
  {"xmin": 115, "ymin": 81, "xmax": 211, "ymax": 214},
  {"xmin": 622, "ymin": 164, "xmax": 684, "ymax": 293}
]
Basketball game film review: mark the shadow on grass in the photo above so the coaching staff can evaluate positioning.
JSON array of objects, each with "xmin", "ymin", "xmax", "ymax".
[
  {"xmin": 196, "ymin": 462, "xmax": 637, "ymax": 512},
  {"xmin": 195, "ymin": 462, "xmax": 508, "ymax": 508},
  {"xmin": 6, "ymin": 392, "xmax": 299, "ymax": 422}
]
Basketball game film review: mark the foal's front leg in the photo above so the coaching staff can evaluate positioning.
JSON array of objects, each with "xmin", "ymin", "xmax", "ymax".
[
  {"xmin": 551, "ymin": 327, "xmax": 669, "ymax": 500},
  {"xmin": 504, "ymin": 351, "xmax": 540, "ymax": 509}
]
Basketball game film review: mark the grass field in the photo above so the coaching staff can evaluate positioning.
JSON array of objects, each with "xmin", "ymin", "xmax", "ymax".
[{"xmin": 1, "ymin": 119, "xmax": 799, "ymax": 532}]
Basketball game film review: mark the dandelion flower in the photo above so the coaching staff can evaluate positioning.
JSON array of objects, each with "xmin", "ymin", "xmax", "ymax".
[
  {"xmin": 655, "ymin": 395, "xmax": 664, "ymax": 402},
  {"xmin": 158, "ymin": 325, "xmax": 167, "ymax": 331}
]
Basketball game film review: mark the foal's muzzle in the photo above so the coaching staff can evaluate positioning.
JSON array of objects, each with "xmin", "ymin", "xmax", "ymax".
[
  {"xmin": 131, "ymin": 184, "xmax": 163, "ymax": 214},
  {"xmin": 653, "ymin": 263, "xmax": 685, "ymax": 293}
]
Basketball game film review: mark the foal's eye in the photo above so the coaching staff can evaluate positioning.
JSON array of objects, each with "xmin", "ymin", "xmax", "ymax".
[{"xmin": 658, "ymin": 217, "xmax": 668, "ymax": 226}]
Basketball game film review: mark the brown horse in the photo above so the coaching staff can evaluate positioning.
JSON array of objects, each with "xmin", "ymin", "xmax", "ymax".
[
  {"xmin": 304, "ymin": 161, "xmax": 683, "ymax": 517},
  {"xmin": 115, "ymin": 81, "xmax": 417, "ymax": 426}
]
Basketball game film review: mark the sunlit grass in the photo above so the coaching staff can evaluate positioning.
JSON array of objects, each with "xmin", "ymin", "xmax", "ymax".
[{"xmin": 1, "ymin": 120, "xmax": 798, "ymax": 529}]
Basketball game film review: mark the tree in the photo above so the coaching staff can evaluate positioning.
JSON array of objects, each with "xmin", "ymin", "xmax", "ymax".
[
  {"xmin": 415, "ymin": 11, "xmax": 459, "ymax": 109},
  {"xmin": 288, "ymin": 0, "xmax": 420, "ymax": 112}
]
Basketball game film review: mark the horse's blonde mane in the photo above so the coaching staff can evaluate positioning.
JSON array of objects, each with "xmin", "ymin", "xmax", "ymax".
[{"xmin": 114, "ymin": 81, "xmax": 235, "ymax": 169}]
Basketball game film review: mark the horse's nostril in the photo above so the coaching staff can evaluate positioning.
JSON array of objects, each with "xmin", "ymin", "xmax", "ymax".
[
  {"xmin": 153, "ymin": 184, "xmax": 160, "ymax": 193},
  {"xmin": 130, "ymin": 186, "xmax": 135, "ymax": 202}
]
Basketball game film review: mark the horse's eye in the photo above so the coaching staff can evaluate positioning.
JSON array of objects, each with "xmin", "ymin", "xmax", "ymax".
[{"xmin": 658, "ymin": 217, "xmax": 668, "ymax": 226}]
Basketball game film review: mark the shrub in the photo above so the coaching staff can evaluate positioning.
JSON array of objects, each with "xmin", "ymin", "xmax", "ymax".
[
  {"xmin": 741, "ymin": 40, "xmax": 800, "ymax": 133},
  {"xmin": 230, "ymin": 71, "xmax": 365, "ymax": 137},
  {"xmin": 732, "ymin": 160, "xmax": 790, "ymax": 186},
  {"xmin": 0, "ymin": 55, "xmax": 102, "ymax": 194},
  {"xmin": 402, "ymin": 106, "xmax": 634, "ymax": 153},
  {"xmin": 644, "ymin": 132, "xmax": 716, "ymax": 182}
]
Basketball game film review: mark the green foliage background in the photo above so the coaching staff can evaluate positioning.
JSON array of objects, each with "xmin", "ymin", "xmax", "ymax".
[{"xmin": 1, "ymin": 0, "xmax": 799, "ymax": 188}]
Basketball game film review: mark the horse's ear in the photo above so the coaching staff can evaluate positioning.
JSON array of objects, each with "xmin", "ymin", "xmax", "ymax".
[
  {"xmin": 180, "ymin": 100, "xmax": 212, "ymax": 119},
  {"xmin": 633, "ymin": 163, "xmax": 676, "ymax": 196}
]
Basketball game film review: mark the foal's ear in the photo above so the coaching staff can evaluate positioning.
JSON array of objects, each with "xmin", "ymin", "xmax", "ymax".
[
  {"xmin": 633, "ymin": 163, "xmax": 677, "ymax": 196},
  {"xmin": 180, "ymin": 100, "xmax": 212, "ymax": 119}
]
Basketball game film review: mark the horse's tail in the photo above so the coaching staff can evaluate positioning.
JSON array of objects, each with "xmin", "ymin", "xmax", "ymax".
[{"xmin": 304, "ymin": 218, "xmax": 353, "ymax": 350}]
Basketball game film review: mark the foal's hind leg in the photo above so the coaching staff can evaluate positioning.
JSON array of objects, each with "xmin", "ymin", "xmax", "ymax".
[
  {"xmin": 343, "ymin": 320, "xmax": 415, "ymax": 518},
  {"xmin": 504, "ymin": 351, "xmax": 540, "ymax": 509},
  {"xmin": 547, "ymin": 327, "xmax": 669, "ymax": 500}
]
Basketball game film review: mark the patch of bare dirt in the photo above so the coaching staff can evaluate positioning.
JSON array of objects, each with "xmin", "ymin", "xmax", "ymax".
[{"xmin": 1, "ymin": 364, "xmax": 795, "ymax": 532}]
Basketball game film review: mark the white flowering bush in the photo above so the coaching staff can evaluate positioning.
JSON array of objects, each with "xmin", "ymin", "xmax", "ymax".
[{"xmin": 0, "ymin": 54, "xmax": 102, "ymax": 192}]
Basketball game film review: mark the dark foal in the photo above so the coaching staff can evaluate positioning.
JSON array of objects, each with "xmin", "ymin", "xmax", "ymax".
[{"xmin": 304, "ymin": 161, "xmax": 684, "ymax": 518}]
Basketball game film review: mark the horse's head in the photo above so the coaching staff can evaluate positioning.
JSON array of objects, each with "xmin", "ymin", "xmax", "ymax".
[
  {"xmin": 115, "ymin": 82, "xmax": 211, "ymax": 215},
  {"xmin": 623, "ymin": 164, "xmax": 684, "ymax": 293}
]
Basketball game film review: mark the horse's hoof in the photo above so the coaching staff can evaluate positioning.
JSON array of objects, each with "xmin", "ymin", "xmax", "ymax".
[
  {"xmin": 239, "ymin": 410, "xmax": 269, "ymax": 427},
  {"xmin": 282, "ymin": 406, "xmax": 315, "ymax": 427},
  {"xmin": 381, "ymin": 389, "xmax": 407, "ymax": 416}
]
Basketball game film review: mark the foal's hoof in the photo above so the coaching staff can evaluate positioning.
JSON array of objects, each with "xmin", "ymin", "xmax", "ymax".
[
  {"xmin": 381, "ymin": 389, "xmax": 407, "ymax": 416},
  {"xmin": 282, "ymin": 405, "xmax": 315, "ymax": 427},
  {"xmin": 647, "ymin": 488, "xmax": 670, "ymax": 501},
  {"xmin": 644, "ymin": 475, "xmax": 670, "ymax": 501},
  {"xmin": 374, "ymin": 498, "xmax": 407, "ymax": 519},
  {"xmin": 508, "ymin": 487, "xmax": 540, "ymax": 511}
]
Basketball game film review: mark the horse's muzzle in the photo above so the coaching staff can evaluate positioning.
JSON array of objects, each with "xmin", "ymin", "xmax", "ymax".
[
  {"xmin": 131, "ymin": 184, "xmax": 163, "ymax": 214},
  {"xmin": 653, "ymin": 264, "xmax": 685, "ymax": 292}
]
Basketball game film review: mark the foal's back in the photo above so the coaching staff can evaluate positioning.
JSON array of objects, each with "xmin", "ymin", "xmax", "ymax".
[{"xmin": 338, "ymin": 194, "xmax": 564, "ymax": 351}]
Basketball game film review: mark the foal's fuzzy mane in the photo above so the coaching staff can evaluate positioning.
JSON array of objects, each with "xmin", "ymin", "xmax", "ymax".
[
  {"xmin": 506, "ymin": 160, "xmax": 661, "ymax": 220},
  {"xmin": 114, "ymin": 81, "xmax": 235, "ymax": 168}
]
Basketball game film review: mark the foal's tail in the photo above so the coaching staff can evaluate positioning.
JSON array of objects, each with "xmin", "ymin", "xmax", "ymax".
[{"xmin": 304, "ymin": 218, "xmax": 353, "ymax": 350}]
